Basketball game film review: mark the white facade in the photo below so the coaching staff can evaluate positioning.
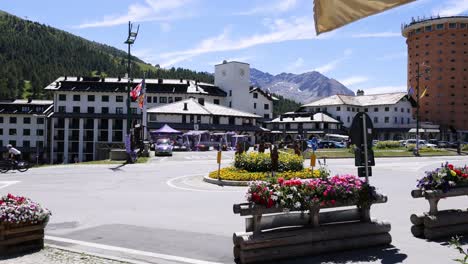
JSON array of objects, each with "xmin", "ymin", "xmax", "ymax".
[
  {"xmin": 215, "ymin": 61, "xmax": 252, "ymax": 111},
  {"xmin": 301, "ymin": 92, "xmax": 416, "ymax": 140},
  {"xmin": 0, "ymin": 100, "xmax": 52, "ymax": 160}
]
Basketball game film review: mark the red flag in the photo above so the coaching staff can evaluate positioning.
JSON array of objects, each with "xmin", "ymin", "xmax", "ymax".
[{"xmin": 130, "ymin": 80, "xmax": 144, "ymax": 101}]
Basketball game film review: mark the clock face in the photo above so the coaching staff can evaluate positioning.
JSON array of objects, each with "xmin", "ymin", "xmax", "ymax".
[
  {"xmin": 240, "ymin": 69, "xmax": 245, "ymax": 76},
  {"xmin": 222, "ymin": 70, "xmax": 226, "ymax": 76}
]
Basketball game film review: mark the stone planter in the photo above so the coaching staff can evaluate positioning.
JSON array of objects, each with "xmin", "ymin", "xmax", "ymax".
[
  {"xmin": 411, "ymin": 187, "xmax": 468, "ymax": 240},
  {"xmin": 0, "ymin": 220, "xmax": 48, "ymax": 256}
]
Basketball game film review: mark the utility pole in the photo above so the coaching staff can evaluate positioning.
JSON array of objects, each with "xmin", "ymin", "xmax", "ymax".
[
  {"xmin": 415, "ymin": 62, "xmax": 420, "ymax": 156},
  {"xmin": 124, "ymin": 21, "xmax": 139, "ymax": 162}
]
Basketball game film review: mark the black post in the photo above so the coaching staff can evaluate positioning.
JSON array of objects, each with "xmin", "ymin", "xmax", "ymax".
[
  {"xmin": 126, "ymin": 22, "xmax": 132, "ymax": 138},
  {"xmin": 415, "ymin": 62, "xmax": 420, "ymax": 156}
]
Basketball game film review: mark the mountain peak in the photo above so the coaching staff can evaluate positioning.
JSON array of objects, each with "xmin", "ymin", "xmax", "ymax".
[{"xmin": 250, "ymin": 69, "xmax": 354, "ymax": 103}]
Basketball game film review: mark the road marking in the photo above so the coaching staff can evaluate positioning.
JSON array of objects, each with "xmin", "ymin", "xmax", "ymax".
[
  {"xmin": 0, "ymin": 181, "xmax": 20, "ymax": 189},
  {"xmin": 46, "ymin": 235, "xmax": 223, "ymax": 264},
  {"xmin": 167, "ymin": 174, "xmax": 244, "ymax": 193}
]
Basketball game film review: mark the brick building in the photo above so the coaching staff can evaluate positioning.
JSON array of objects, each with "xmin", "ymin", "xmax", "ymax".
[{"xmin": 402, "ymin": 16, "xmax": 468, "ymax": 141}]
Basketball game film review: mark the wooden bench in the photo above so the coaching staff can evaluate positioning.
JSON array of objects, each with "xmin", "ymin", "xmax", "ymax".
[
  {"xmin": 232, "ymin": 193, "xmax": 391, "ymax": 263},
  {"xmin": 410, "ymin": 187, "xmax": 468, "ymax": 240}
]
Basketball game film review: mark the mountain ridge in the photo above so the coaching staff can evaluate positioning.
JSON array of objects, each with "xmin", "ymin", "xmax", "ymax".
[{"xmin": 250, "ymin": 68, "xmax": 354, "ymax": 103}]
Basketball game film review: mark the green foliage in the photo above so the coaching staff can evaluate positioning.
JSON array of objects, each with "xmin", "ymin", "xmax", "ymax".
[
  {"xmin": 272, "ymin": 94, "xmax": 301, "ymax": 117},
  {"xmin": 234, "ymin": 152, "xmax": 303, "ymax": 172},
  {"xmin": 463, "ymin": 145, "xmax": 468, "ymax": 151},
  {"xmin": 0, "ymin": 12, "xmax": 213, "ymax": 100},
  {"xmin": 449, "ymin": 236, "xmax": 468, "ymax": 264},
  {"xmin": 375, "ymin": 141, "xmax": 401, "ymax": 149}
]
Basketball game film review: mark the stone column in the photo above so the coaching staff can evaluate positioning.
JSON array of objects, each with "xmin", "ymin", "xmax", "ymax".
[
  {"xmin": 63, "ymin": 118, "xmax": 69, "ymax": 164},
  {"xmin": 93, "ymin": 119, "xmax": 98, "ymax": 160},
  {"xmin": 78, "ymin": 118, "xmax": 84, "ymax": 162}
]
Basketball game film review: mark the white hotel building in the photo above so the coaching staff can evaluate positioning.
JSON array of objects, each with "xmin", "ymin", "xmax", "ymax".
[
  {"xmin": 44, "ymin": 61, "xmax": 275, "ymax": 163},
  {"xmin": 300, "ymin": 91, "xmax": 417, "ymax": 140},
  {"xmin": 0, "ymin": 99, "xmax": 53, "ymax": 161}
]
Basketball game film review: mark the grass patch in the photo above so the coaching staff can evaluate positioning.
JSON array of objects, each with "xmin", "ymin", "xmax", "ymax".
[{"xmin": 285, "ymin": 148, "xmax": 459, "ymax": 159}]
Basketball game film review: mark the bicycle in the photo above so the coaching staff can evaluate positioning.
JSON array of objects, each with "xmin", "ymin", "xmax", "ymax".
[{"xmin": 0, "ymin": 159, "xmax": 30, "ymax": 173}]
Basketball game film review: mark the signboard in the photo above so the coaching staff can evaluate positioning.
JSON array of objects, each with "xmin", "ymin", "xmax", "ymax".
[
  {"xmin": 350, "ymin": 112, "xmax": 373, "ymax": 148},
  {"xmin": 217, "ymin": 151, "xmax": 222, "ymax": 164},
  {"xmin": 349, "ymin": 112, "xmax": 375, "ymax": 180},
  {"xmin": 358, "ymin": 166, "xmax": 372, "ymax": 177},
  {"xmin": 310, "ymin": 137, "xmax": 318, "ymax": 151},
  {"xmin": 310, "ymin": 153, "xmax": 316, "ymax": 167}
]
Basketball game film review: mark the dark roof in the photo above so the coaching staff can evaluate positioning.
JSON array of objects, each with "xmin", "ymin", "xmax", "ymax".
[
  {"xmin": 249, "ymin": 87, "xmax": 277, "ymax": 101},
  {"xmin": 0, "ymin": 100, "xmax": 53, "ymax": 115},
  {"xmin": 44, "ymin": 77, "xmax": 227, "ymax": 97}
]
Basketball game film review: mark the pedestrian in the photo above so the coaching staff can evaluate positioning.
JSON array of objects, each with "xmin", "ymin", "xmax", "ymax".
[
  {"xmin": 294, "ymin": 143, "xmax": 301, "ymax": 156},
  {"xmin": 258, "ymin": 142, "xmax": 265, "ymax": 153}
]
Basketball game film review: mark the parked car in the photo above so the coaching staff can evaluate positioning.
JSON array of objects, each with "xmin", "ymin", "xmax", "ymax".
[
  {"xmin": 318, "ymin": 140, "xmax": 345, "ymax": 149},
  {"xmin": 154, "ymin": 138, "xmax": 173, "ymax": 156},
  {"xmin": 403, "ymin": 139, "xmax": 436, "ymax": 148}
]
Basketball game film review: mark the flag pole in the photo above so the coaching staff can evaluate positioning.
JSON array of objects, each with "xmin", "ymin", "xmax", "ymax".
[{"xmin": 142, "ymin": 73, "xmax": 147, "ymax": 142}]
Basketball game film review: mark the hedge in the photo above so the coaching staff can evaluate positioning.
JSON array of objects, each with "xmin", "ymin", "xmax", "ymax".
[
  {"xmin": 208, "ymin": 167, "xmax": 328, "ymax": 181},
  {"xmin": 375, "ymin": 141, "xmax": 401, "ymax": 149},
  {"xmin": 234, "ymin": 152, "xmax": 303, "ymax": 172}
]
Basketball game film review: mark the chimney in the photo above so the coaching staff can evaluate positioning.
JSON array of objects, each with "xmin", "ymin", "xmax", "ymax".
[
  {"xmin": 77, "ymin": 76, "xmax": 81, "ymax": 81},
  {"xmin": 27, "ymin": 97, "xmax": 32, "ymax": 103},
  {"xmin": 310, "ymin": 114, "xmax": 314, "ymax": 120},
  {"xmin": 101, "ymin": 77, "xmax": 105, "ymax": 82},
  {"xmin": 186, "ymin": 80, "xmax": 190, "ymax": 85},
  {"xmin": 292, "ymin": 117, "xmax": 295, "ymax": 121},
  {"xmin": 280, "ymin": 116, "xmax": 283, "ymax": 121},
  {"xmin": 118, "ymin": 76, "xmax": 121, "ymax": 81},
  {"xmin": 180, "ymin": 78, "xmax": 183, "ymax": 83},
  {"xmin": 64, "ymin": 76, "xmax": 67, "ymax": 80},
  {"xmin": 183, "ymin": 103, "xmax": 188, "ymax": 111},
  {"xmin": 158, "ymin": 78, "xmax": 163, "ymax": 84},
  {"xmin": 55, "ymin": 82, "xmax": 59, "ymax": 88},
  {"xmin": 356, "ymin": 89, "xmax": 365, "ymax": 96}
]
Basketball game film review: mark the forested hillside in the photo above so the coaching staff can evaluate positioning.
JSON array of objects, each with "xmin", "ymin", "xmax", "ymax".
[
  {"xmin": 0, "ymin": 11, "xmax": 213, "ymax": 100},
  {"xmin": 272, "ymin": 94, "xmax": 302, "ymax": 117}
]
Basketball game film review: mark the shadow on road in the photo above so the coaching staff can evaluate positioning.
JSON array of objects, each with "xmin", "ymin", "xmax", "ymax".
[
  {"xmin": 109, "ymin": 163, "xmax": 127, "ymax": 171},
  {"xmin": 275, "ymin": 245, "xmax": 407, "ymax": 264}
]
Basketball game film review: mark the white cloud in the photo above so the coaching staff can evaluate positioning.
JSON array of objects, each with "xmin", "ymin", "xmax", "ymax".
[
  {"xmin": 351, "ymin": 32, "xmax": 401, "ymax": 38},
  {"xmin": 286, "ymin": 57, "xmax": 305, "ymax": 73},
  {"xmin": 75, "ymin": 0, "xmax": 191, "ymax": 28},
  {"xmin": 160, "ymin": 16, "xmax": 331, "ymax": 67},
  {"xmin": 434, "ymin": 0, "xmax": 468, "ymax": 16},
  {"xmin": 360, "ymin": 85, "xmax": 407, "ymax": 94},
  {"xmin": 339, "ymin": 76, "xmax": 369, "ymax": 87},
  {"xmin": 311, "ymin": 49, "xmax": 352, "ymax": 74},
  {"xmin": 236, "ymin": 0, "xmax": 297, "ymax": 15}
]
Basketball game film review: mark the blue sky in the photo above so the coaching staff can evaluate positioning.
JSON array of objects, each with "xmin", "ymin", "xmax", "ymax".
[{"xmin": 2, "ymin": 0, "xmax": 468, "ymax": 94}]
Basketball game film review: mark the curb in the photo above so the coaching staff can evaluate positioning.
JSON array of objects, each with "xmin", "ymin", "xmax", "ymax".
[
  {"xmin": 45, "ymin": 244, "xmax": 150, "ymax": 264},
  {"xmin": 202, "ymin": 175, "xmax": 249, "ymax": 186}
]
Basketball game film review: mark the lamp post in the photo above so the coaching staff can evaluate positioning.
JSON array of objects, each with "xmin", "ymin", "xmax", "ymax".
[
  {"xmin": 414, "ymin": 62, "xmax": 430, "ymax": 156},
  {"xmin": 124, "ymin": 21, "xmax": 139, "ymax": 162}
]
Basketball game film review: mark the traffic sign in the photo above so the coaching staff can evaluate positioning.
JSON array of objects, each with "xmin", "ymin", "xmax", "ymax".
[
  {"xmin": 358, "ymin": 166, "xmax": 372, "ymax": 177},
  {"xmin": 350, "ymin": 112, "xmax": 373, "ymax": 148},
  {"xmin": 310, "ymin": 137, "xmax": 318, "ymax": 151}
]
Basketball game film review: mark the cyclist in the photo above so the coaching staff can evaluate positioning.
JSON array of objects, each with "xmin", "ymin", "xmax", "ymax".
[{"xmin": 6, "ymin": 144, "xmax": 21, "ymax": 163}]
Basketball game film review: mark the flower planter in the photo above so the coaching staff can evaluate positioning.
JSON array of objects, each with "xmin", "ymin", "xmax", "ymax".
[
  {"xmin": 232, "ymin": 176, "xmax": 391, "ymax": 264},
  {"xmin": 0, "ymin": 220, "xmax": 47, "ymax": 256},
  {"xmin": 411, "ymin": 164, "xmax": 468, "ymax": 240}
]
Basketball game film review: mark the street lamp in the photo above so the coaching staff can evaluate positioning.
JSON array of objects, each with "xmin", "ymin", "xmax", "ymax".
[
  {"xmin": 414, "ymin": 62, "xmax": 431, "ymax": 156},
  {"xmin": 124, "ymin": 21, "xmax": 139, "ymax": 163}
]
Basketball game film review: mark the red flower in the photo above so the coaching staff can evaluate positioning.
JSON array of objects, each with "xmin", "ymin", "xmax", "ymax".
[
  {"xmin": 462, "ymin": 174, "xmax": 468, "ymax": 179},
  {"xmin": 454, "ymin": 169, "xmax": 462, "ymax": 176},
  {"xmin": 323, "ymin": 191, "xmax": 328, "ymax": 197},
  {"xmin": 278, "ymin": 178, "xmax": 284, "ymax": 185},
  {"xmin": 448, "ymin": 164, "xmax": 454, "ymax": 170},
  {"xmin": 330, "ymin": 200, "xmax": 336, "ymax": 205},
  {"xmin": 267, "ymin": 198, "xmax": 274, "ymax": 208}
]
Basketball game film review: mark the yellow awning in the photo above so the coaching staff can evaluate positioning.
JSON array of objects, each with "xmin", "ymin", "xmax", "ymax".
[{"xmin": 314, "ymin": 0, "xmax": 415, "ymax": 35}]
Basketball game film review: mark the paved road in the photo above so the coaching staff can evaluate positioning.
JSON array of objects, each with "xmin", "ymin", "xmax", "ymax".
[{"xmin": 1, "ymin": 152, "xmax": 467, "ymax": 264}]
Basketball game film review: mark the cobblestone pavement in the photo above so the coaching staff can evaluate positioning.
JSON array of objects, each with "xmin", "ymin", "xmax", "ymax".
[{"xmin": 2, "ymin": 247, "xmax": 130, "ymax": 264}]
